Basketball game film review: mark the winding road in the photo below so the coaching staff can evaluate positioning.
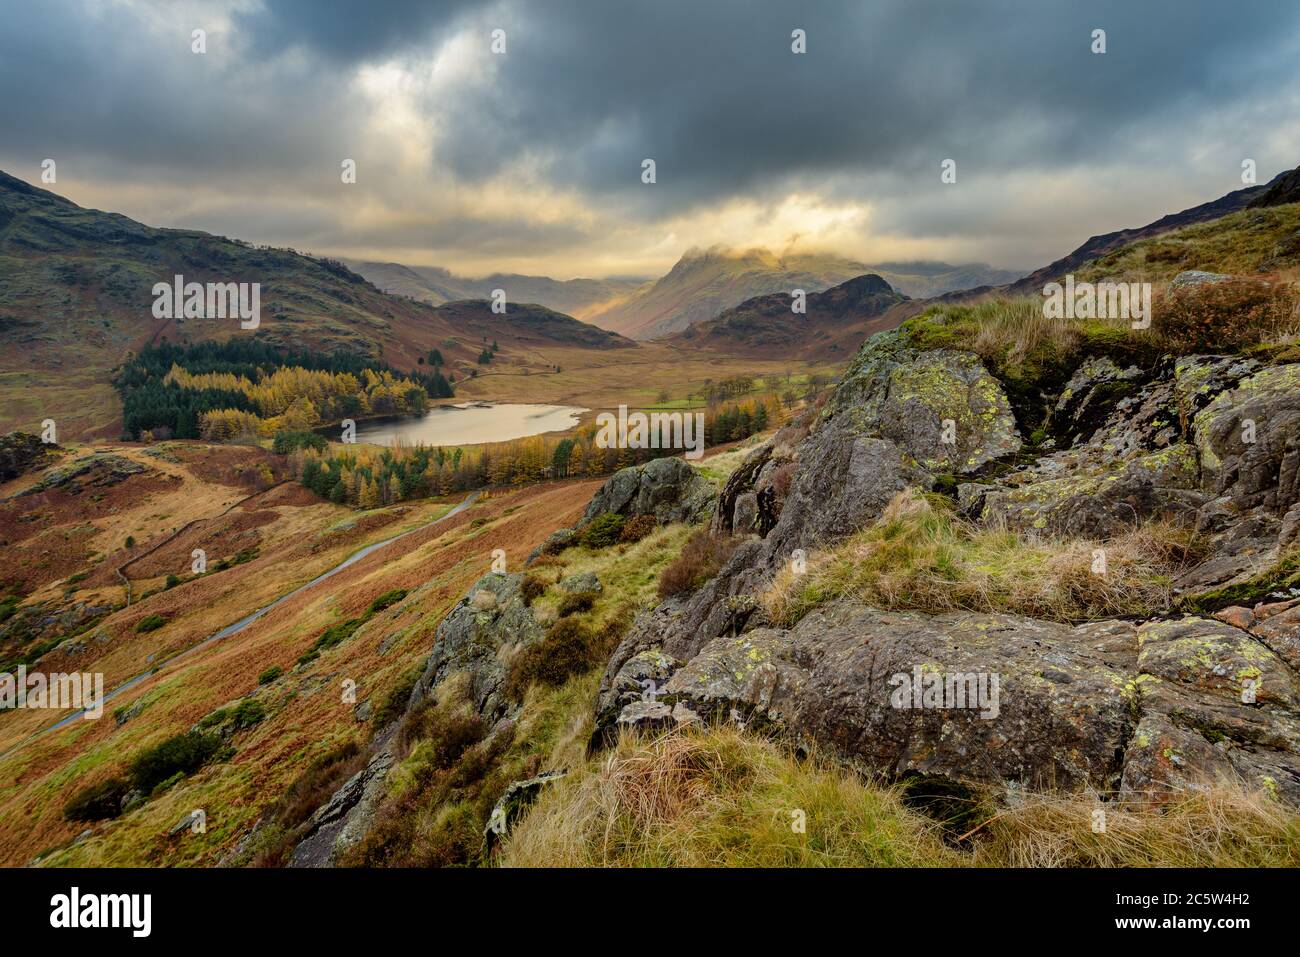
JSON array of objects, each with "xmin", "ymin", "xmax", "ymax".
[{"xmin": 0, "ymin": 490, "xmax": 480, "ymax": 760}]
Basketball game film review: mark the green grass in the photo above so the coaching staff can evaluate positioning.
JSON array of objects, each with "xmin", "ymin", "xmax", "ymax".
[
  {"xmin": 1074, "ymin": 202, "xmax": 1300, "ymax": 285},
  {"xmin": 764, "ymin": 490, "xmax": 1200, "ymax": 625}
]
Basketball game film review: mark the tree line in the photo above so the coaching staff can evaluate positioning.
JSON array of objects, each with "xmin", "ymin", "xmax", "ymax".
[
  {"xmin": 116, "ymin": 339, "xmax": 452, "ymax": 440},
  {"xmin": 295, "ymin": 395, "xmax": 781, "ymax": 507}
]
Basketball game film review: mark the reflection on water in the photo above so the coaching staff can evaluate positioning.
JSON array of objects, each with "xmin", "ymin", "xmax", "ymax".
[{"xmin": 353, "ymin": 402, "xmax": 587, "ymax": 447}]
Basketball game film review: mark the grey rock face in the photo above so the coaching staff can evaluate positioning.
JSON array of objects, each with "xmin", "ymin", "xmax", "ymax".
[
  {"xmin": 288, "ymin": 750, "xmax": 396, "ymax": 868},
  {"xmin": 483, "ymin": 770, "xmax": 566, "ymax": 850},
  {"xmin": 822, "ymin": 332, "xmax": 1021, "ymax": 475},
  {"xmin": 1053, "ymin": 356, "xmax": 1143, "ymax": 445},
  {"xmin": 596, "ymin": 601, "xmax": 1300, "ymax": 806},
  {"xmin": 558, "ymin": 572, "xmax": 602, "ymax": 596},
  {"xmin": 1169, "ymin": 270, "xmax": 1233, "ymax": 290},
  {"xmin": 407, "ymin": 572, "xmax": 545, "ymax": 724},
  {"xmin": 579, "ymin": 456, "xmax": 716, "ymax": 527}
]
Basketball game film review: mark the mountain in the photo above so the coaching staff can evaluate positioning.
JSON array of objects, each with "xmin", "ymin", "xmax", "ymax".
[
  {"xmin": 581, "ymin": 246, "xmax": 1020, "ymax": 340},
  {"xmin": 344, "ymin": 259, "xmax": 646, "ymax": 320},
  {"xmin": 1006, "ymin": 165, "xmax": 1297, "ymax": 296},
  {"xmin": 0, "ymin": 171, "xmax": 630, "ymax": 438},
  {"xmin": 865, "ymin": 260, "xmax": 1024, "ymax": 298},
  {"xmin": 667, "ymin": 273, "xmax": 914, "ymax": 359},
  {"xmin": 431, "ymin": 299, "xmax": 633, "ymax": 349}
]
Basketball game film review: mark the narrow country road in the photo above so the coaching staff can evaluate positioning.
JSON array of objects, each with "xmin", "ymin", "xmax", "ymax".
[{"xmin": 0, "ymin": 490, "xmax": 481, "ymax": 759}]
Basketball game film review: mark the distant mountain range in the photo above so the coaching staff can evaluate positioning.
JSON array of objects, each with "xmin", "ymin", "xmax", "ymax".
[
  {"xmin": 352, "ymin": 246, "xmax": 1024, "ymax": 342},
  {"xmin": 343, "ymin": 259, "xmax": 646, "ymax": 321}
]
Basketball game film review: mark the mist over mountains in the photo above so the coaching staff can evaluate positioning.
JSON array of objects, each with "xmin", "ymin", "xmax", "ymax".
[{"xmin": 351, "ymin": 246, "xmax": 1022, "ymax": 341}]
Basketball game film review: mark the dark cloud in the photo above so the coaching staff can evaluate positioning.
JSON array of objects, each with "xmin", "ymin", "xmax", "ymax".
[
  {"xmin": 433, "ymin": 0, "xmax": 1300, "ymax": 211},
  {"xmin": 0, "ymin": 0, "xmax": 1296, "ymax": 270},
  {"xmin": 235, "ymin": 0, "xmax": 487, "ymax": 63}
]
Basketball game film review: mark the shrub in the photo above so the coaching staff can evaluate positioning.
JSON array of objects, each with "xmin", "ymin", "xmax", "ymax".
[
  {"xmin": 63, "ymin": 777, "xmax": 130, "ymax": 823},
  {"xmin": 519, "ymin": 573, "xmax": 548, "ymax": 606},
  {"xmin": 618, "ymin": 514, "xmax": 658, "ymax": 544},
  {"xmin": 135, "ymin": 614, "xmax": 166, "ymax": 633},
  {"xmin": 398, "ymin": 700, "xmax": 487, "ymax": 765},
  {"xmin": 164, "ymin": 574, "xmax": 181, "ymax": 589},
  {"xmin": 580, "ymin": 514, "xmax": 625, "ymax": 549},
  {"xmin": 128, "ymin": 731, "xmax": 222, "ymax": 792},
  {"xmin": 556, "ymin": 591, "xmax": 596, "ymax": 618},
  {"xmin": 1154, "ymin": 278, "xmax": 1297, "ymax": 353},
  {"xmin": 257, "ymin": 665, "xmax": 283, "ymax": 685},
  {"xmin": 769, "ymin": 461, "xmax": 797, "ymax": 504},
  {"xmin": 503, "ymin": 617, "xmax": 612, "ymax": 700},
  {"xmin": 658, "ymin": 530, "xmax": 741, "ymax": 598},
  {"xmin": 368, "ymin": 588, "xmax": 408, "ymax": 614},
  {"xmin": 230, "ymin": 699, "xmax": 266, "ymax": 730},
  {"xmin": 251, "ymin": 739, "xmax": 368, "ymax": 865},
  {"xmin": 305, "ymin": 617, "xmax": 366, "ymax": 659}
]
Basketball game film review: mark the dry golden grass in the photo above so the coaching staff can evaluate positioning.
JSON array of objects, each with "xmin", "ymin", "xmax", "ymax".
[
  {"xmin": 501, "ymin": 725, "xmax": 1300, "ymax": 868},
  {"xmin": 763, "ymin": 490, "xmax": 1201, "ymax": 625},
  {"xmin": 971, "ymin": 787, "xmax": 1300, "ymax": 867},
  {"xmin": 500, "ymin": 726, "xmax": 956, "ymax": 868}
]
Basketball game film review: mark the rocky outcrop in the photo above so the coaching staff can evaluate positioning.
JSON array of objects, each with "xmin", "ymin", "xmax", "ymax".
[
  {"xmin": 579, "ymin": 456, "xmax": 716, "ymax": 527},
  {"xmin": 594, "ymin": 600, "xmax": 1300, "ymax": 806},
  {"xmin": 483, "ymin": 770, "xmax": 566, "ymax": 850},
  {"xmin": 18, "ymin": 453, "xmax": 146, "ymax": 497},
  {"xmin": 820, "ymin": 333, "xmax": 1021, "ymax": 476},
  {"xmin": 289, "ymin": 572, "xmax": 548, "ymax": 866},
  {"xmin": 0, "ymin": 431, "xmax": 55, "ymax": 483},
  {"xmin": 588, "ymin": 323, "xmax": 1300, "ymax": 809},
  {"xmin": 407, "ymin": 572, "xmax": 545, "ymax": 724},
  {"xmin": 288, "ymin": 750, "xmax": 395, "ymax": 868}
]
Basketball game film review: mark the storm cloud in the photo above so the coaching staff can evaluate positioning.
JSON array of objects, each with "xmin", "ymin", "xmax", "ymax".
[{"xmin": 1, "ymin": 0, "xmax": 1297, "ymax": 276}]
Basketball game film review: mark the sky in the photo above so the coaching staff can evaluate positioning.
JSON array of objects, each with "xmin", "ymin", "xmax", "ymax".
[{"xmin": 1, "ymin": 0, "xmax": 1298, "ymax": 280}]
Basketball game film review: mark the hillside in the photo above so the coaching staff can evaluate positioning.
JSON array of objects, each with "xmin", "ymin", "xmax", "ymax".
[
  {"xmin": 582, "ymin": 247, "xmax": 1017, "ymax": 340},
  {"xmin": 0, "ymin": 172, "xmax": 634, "ymax": 440},
  {"xmin": 668, "ymin": 273, "xmax": 914, "ymax": 359},
  {"xmin": 1007, "ymin": 165, "xmax": 1298, "ymax": 295},
  {"xmin": 430, "ymin": 300, "xmax": 634, "ymax": 350},
  {"xmin": 345, "ymin": 260, "xmax": 646, "ymax": 321}
]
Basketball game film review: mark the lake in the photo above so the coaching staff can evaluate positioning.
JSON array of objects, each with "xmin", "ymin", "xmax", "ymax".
[{"xmin": 353, "ymin": 402, "xmax": 587, "ymax": 447}]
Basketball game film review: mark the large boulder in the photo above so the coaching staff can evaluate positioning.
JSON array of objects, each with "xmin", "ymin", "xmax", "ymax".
[
  {"xmin": 1193, "ymin": 363, "xmax": 1300, "ymax": 514},
  {"xmin": 579, "ymin": 456, "xmax": 716, "ymax": 527},
  {"xmin": 407, "ymin": 572, "xmax": 544, "ymax": 724},
  {"xmin": 1119, "ymin": 616, "xmax": 1300, "ymax": 806},
  {"xmin": 594, "ymin": 601, "xmax": 1300, "ymax": 807},
  {"xmin": 823, "ymin": 333, "xmax": 1021, "ymax": 475},
  {"xmin": 601, "ymin": 603, "xmax": 1137, "ymax": 792}
]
